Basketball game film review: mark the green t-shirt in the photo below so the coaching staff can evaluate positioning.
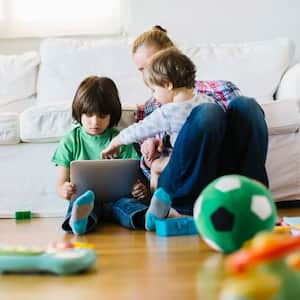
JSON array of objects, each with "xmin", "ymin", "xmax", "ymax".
[{"xmin": 52, "ymin": 126, "xmax": 139, "ymax": 168}]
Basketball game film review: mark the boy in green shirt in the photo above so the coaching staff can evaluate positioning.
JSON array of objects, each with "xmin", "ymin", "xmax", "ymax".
[{"xmin": 52, "ymin": 76, "xmax": 149, "ymax": 234}]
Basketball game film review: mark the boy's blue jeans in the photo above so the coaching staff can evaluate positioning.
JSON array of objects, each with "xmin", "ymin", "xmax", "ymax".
[{"xmin": 62, "ymin": 197, "xmax": 148, "ymax": 233}]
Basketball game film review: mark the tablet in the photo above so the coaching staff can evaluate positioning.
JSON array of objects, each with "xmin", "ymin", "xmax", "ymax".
[{"xmin": 70, "ymin": 159, "xmax": 141, "ymax": 203}]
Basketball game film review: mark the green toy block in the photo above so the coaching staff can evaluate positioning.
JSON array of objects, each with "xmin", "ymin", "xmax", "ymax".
[{"xmin": 14, "ymin": 211, "xmax": 32, "ymax": 220}]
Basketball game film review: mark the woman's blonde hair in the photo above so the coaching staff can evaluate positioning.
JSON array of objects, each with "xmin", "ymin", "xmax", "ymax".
[
  {"xmin": 143, "ymin": 47, "xmax": 196, "ymax": 89},
  {"xmin": 132, "ymin": 25, "xmax": 174, "ymax": 54}
]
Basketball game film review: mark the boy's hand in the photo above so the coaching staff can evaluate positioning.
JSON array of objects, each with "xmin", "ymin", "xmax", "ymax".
[
  {"xmin": 101, "ymin": 136, "xmax": 122, "ymax": 159},
  {"xmin": 132, "ymin": 179, "xmax": 148, "ymax": 200},
  {"xmin": 62, "ymin": 182, "xmax": 76, "ymax": 200}
]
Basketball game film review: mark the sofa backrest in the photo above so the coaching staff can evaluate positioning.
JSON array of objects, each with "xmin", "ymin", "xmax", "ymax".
[
  {"xmin": 0, "ymin": 52, "xmax": 40, "ymax": 107},
  {"xmin": 36, "ymin": 37, "xmax": 295, "ymax": 106},
  {"xmin": 36, "ymin": 38, "xmax": 151, "ymax": 106},
  {"xmin": 180, "ymin": 38, "xmax": 295, "ymax": 103}
]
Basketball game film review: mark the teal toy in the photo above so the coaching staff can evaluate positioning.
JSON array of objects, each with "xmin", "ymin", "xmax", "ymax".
[
  {"xmin": 155, "ymin": 217, "xmax": 198, "ymax": 237},
  {"xmin": 0, "ymin": 243, "xmax": 96, "ymax": 275},
  {"xmin": 193, "ymin": 175, "xmax": 276, "ymax": 253}
]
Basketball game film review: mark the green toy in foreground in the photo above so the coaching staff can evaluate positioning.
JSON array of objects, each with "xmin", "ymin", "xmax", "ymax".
[{"xmin": 193, "ymin": 175, "xmax": 276, "ymax": 253}]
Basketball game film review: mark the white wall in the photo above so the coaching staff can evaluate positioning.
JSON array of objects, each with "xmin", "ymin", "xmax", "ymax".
[
  {"xmin": 128, "ymin": 0, "xmax": 300, "ymax": 61},
  {"xmin": 1, "ymin": 0, "xmax": 300, "ymax": 60}
]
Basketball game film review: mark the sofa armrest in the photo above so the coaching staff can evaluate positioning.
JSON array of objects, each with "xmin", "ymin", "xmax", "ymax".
[
  {"xmin": 276, "ymin": 62, "xmax": 300, "ymax": 100},
  {"xmin": 261, "ymin": 99, "xmax": 300, "ymax": 135}
]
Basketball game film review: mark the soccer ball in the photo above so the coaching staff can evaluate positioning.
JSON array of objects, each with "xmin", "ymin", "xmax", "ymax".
[{"xmin": 193, "ymin": 175, "xmax": 276, "ymax": 254}]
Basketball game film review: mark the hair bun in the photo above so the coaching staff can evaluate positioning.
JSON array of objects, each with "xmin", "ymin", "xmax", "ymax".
[{"xmin": 152, "ymin": 25, "xmax": 167, "ymax": 33}]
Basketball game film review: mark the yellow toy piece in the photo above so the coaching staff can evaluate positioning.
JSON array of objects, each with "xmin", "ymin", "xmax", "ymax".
[{"xmin": 72, "ymin": 242, "xmax": 95, "ymax": 250}]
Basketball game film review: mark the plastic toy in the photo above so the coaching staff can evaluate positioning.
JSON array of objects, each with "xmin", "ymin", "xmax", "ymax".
[
  {"xmin": 193, "ymin": 175, "xmax": 276, "ymax": 253},
  {"xmin": 221, "ymin": 232, "xmax": 300, "ymax": 300},
  {"xmin": 155, "ymin": 217, "xmax": 198, "ymax": 237},
  {"xmin": 282, "ymin": 216, "xmax": 300, "ymax": 236},
  {"xmin": 0, "ymin": 242, "xmax": 96, "ymax": 275},
  {"xmin": 14, "ymin": 211, "xmax": 32, "ymax": 220}
]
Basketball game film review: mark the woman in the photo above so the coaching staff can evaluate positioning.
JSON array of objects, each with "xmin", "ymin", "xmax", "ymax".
[{"xmin": 130, "ymin": 26, "xmax": 269, "ymax": 230}]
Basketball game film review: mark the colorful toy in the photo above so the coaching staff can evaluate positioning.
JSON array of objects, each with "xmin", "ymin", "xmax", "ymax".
[
  {"xmin": 14, "ymin": 210, "xmax": 32, "ymax": 220},
  {"xmin": 193, "ymin": 175, "xmax": 276, "ymax": 253},
  {"xmin": 155, "ymin": 217, "xmax": 198, "ymax": 237},
  {"xmin": 222, "ymin": 232, "xmax": 300, "ymax": 300},
  {"xmin": 282, "ymin": 216, "xmax": 300, "ymax": 236},
  {"xmin": 0, "ymin": 242, "xmax": 96, "ymax": 275}
]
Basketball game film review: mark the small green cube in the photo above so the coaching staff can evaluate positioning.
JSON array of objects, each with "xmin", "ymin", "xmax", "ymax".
[{"xmin": 14, "ymin": 211, "xmax": 32, "ymax": 220}]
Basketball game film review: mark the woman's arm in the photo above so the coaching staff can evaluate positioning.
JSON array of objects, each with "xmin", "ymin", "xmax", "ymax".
[{"xmin": 56, "ymin": 166, "xmax": 76, "ymax": 200}]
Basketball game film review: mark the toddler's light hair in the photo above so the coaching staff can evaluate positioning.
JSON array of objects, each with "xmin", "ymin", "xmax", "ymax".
[{"xmin": 143, "ymin": 47, "xmax": 196, "ymax": 89}]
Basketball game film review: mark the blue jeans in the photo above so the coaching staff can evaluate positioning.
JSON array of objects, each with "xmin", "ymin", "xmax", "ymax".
[
  {"xmin": 62, "ymin": 196, "xmax": 148, "ymax": 233},
  {"xmin": 158, "ymin": 96, "xmax": 269, "ymax": 211}
]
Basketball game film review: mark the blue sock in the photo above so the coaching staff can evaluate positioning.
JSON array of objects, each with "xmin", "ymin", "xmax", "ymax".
[
  {"xmin": 145, "ymin": 187, "xmax": 171, "ymax": 231},
  {"xmin": 69, "ymin": 190, "xmax": 95, "ymax": 235}
]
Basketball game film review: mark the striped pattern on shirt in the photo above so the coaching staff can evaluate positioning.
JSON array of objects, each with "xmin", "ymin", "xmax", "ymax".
[{"xmin": 120, "ymin": 94, "xmax": 214, "ymax": 147}]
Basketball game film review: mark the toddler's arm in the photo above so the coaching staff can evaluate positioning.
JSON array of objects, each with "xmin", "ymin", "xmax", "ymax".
[
  {"xmin": 101, "ymin": 135, "xmax": 123, "ymax": 159},
  {"xmin": 56, "ymin": 166, "xmax": 76, "ymax": 200}
]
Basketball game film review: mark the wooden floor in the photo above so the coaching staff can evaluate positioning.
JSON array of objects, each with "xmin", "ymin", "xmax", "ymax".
[{"xmin": 0, "ymin": 206, "xmax": 300, "ymax": 300}]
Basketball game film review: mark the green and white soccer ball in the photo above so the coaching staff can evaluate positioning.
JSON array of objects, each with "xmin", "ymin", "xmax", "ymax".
[{"xmin": 193, "ymin": 175, "xmax": 276, "ymax": 254}]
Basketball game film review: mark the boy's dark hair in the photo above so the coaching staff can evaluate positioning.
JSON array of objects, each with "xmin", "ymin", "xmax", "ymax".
[
  {"xmin": 144, "ymin": 47, "xmax": 196, "ymax": 89},
  {"xmin": 72, "ymin": 76, "xmax": 121, "ymax": 127}
]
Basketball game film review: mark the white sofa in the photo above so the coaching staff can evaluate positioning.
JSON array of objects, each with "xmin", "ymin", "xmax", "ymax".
[{"xmin": 0, "ymin": 37, "xmax": 300, "ymax": 217}]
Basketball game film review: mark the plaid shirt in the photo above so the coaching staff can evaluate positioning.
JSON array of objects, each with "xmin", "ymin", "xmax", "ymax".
[
  {"xmin": 135, "ymin": 80, "xmax": 241, "ymax": 179},
  {"xmin": 135, "ymin": 80, "xmax": 241, "ymax": 121}
]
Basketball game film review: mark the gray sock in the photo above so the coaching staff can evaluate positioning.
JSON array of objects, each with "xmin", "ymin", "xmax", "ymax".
[{"xmin": 145, "ymin": 187, "xmax": 171, "ymax": 231}]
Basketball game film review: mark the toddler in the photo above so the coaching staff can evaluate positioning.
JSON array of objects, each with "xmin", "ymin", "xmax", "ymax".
[{"xmin": 101, "ymin": 48, "xmax": 214, "ymax": 230}]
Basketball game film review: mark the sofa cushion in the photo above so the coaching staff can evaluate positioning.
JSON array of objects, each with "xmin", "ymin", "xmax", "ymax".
[
  {"xmin": 0, "ymin": 52, "xmax": 40, "ymax": 106},
  {"xmin": 180, "ymin": 38, "xmax": 295, "ymax": 103},
  {"xmin": 36, "ymin": 38, "xmax": 150, "ymax": 106},
  {"xmin": 0, "ymin": 113, "xmax": 20, "ymax": 144},
  {"xmin": 20, "ymin": 103, "xmax": 73, "ymax": 142},
  {"xmin": 19, "ymin": 102, "xmax": 136, "ymax": 142}
]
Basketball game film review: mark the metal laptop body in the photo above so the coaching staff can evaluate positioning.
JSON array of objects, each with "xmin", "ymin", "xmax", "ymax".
[{"xmin": 70, "ymin": 159, "xmax": 141, "ymax": 203}]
